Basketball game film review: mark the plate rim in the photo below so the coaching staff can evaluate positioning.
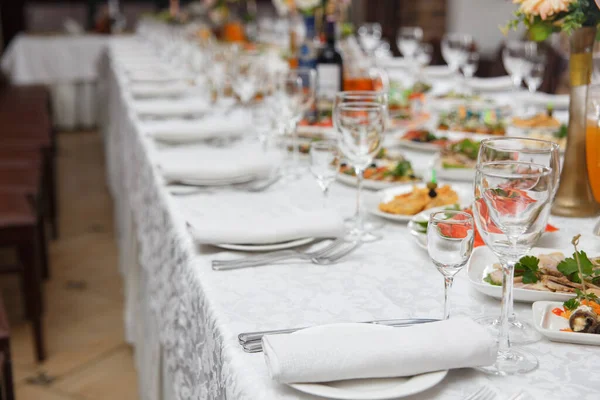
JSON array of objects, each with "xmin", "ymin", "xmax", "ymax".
[{"xmin": 215, "ymin": 237, "xmax": 316, "ymax": 252}]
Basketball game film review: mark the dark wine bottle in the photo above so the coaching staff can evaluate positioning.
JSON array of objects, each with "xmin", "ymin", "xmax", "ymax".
[{"xmin": 316, "ymin": 20, "xmax": 344, "ymax": 105}]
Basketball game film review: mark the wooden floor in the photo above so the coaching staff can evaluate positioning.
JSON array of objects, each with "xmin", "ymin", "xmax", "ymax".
[{"xmin": 0, "ymin": 131, "xmax": 139, "ymax": 400}]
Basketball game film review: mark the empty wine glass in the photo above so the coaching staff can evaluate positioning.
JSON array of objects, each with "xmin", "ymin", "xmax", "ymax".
[
  {"xmin": 503, "ymin": 40, "xmax": 537, "ymax": 91},
  {"xmin": 252, "ymin": 103, "xmax": 274, "ymax": 152},
  {"xmin": 524, "ymin": 55, "xmax": 546, "ymax": 114},
  {"xmin": 461, "ymin": 50, "xmax": 479, "ymax": 80},
  {"xmin": 427, "ymin": 210, "xmax": 475, "ymax": 320},
  {"xmin": 397, "ymin": 27, "xmax": 424, "ymax": 75},
  {"xmin": 414, "ymin": 42, "xmax": 433, "ymax": 82},
  {"xmin": 335, "ymin": 102, "xmax": 386, "ymax": 242},
  {"xmin": 442, "ymin": 33, "xmax": 474, "ymax": 87},
  {"xmin": 231, "ymin": 55, "xmax": 262, "ymax": 106},
  {"xmin": 310, "ymin": 140, "xmax": 339, "ymax": 207},
  {"xmin": 476, "ymin": 138, "xmax": 559, "ymax": 345},
  {"xmin": 358, "ymin": 23, "xmax": 382, "ymax": 56},
  {"xmin": 473, "ymin": 160, "xmax": 554, "ymax": 375}
]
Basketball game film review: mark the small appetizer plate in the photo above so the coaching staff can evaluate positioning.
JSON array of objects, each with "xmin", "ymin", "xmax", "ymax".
[
  {"xmin": 468, "ymin": 247, "xmax": 576, "ymax": 303},
  {"xmin": 532, "ymin": 301, "xmax": 600, "ymax": 346}
]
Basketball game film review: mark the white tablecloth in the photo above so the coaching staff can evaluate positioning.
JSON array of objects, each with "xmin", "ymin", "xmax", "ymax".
[
  {"xmin": 100, "ymin": 38, "xmax": 600, "ymax": 400},
  {"xmin": 1, "ymin": 33, "xmax": 109, "ymax": 129}
]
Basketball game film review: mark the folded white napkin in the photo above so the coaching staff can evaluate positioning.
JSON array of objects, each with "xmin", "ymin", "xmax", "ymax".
[
  {"xmin": 466, "ymin": 76, "xmax": 514, "ymax": 92},
  {"xmin": 128, "ymin": 69, "xmax": 183, "ymax": 84},
  {"xmin": 184, "ymin": 194, "xmax": 345, "ymax": 244},
  {"xmin": 130, "ymin": 82, "xmax": 189, "ymax": 99},
  {"xmin": 145, "ymin": 112, "xmax": 249, "ymax": 143},
  {"xmin": 263, "ymin": 318, "xmax": 496, "ymax": 384},
  {"xmin": 133, "ymin": 98, "xmax": 211, "ymax": 118},
  {"xmin": 157, "ymin": 143, "xmax": 279, "ymax": 184}
]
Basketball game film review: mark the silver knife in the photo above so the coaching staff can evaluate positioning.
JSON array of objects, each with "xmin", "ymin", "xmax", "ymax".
[{"xmin": 238, "ymin": 318, "xmax": 439, "ymax": 345}]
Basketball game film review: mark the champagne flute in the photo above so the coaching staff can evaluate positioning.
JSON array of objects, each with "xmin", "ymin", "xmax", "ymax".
[
  {"xmin": 427, "ymin": 210, "xmax": 475, "ymax": 320},
  {"xmin": 309, "ymin": 140, "xmax": 339, "ymax": 207},
  {"xmin": 473, "ymin": 160, "xmax": 554, "ymax": 375},
  {"xmin": 335, "ymin": 102, "xmax": 386, "ymax": 242},
  {"xmin": 476, "ymin": 138, "xmax": 559, "ymax": 345}
]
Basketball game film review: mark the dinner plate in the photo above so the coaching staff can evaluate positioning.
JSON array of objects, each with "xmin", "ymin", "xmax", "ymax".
[
  {"xmin": 433, "ymin": 157, "xmax": 475, "ymax": 182},
  {"xmin": 532, "ymin": 301, "xmax": 600, "ymax": 346},
  {"xmin": 396, "ymin": 130, "xmax": 494, "ymax": 153},
  {"xmin": 467, "ymin": 247, "xmax": 576, "ymax": 303},
  {"xmin": 335, "ymin": 173, "xmax": 422, "ymax": 191},
  {"xmin": 287, "ymin": 324, "xmax": 448, "ymax": 400},
  {"xmin": 215, "ymin": 237, "xmax": 316, "ymax": 252},
  {"xmin": 366, "ymin": 184, "xmax": 468, "ymax": 223},
  {"xmin": 176, "ymin": 175, "xmax": 258, "ymax": 187}
]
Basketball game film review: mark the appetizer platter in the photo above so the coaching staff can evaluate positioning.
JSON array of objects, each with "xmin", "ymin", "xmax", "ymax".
[
  {"xmin": 428, "ymin": 91, "xmax": 496, "ymax": 112},
  {"xmin": 437, "ymin": 106, "xmax": 507, "ymax": 136},
  {"xmin": 434, "ymin": 138, "xmax": 479, "ymax": 181},
  {"xmin": 511, "ymin": 112, "xmax": 562, "ymax": 131},
  {"xmin": 367, "ymin": 183, "xmax": 461, "ymax": 222},
  {"xmin": 468, "ymin": 246, "xmax": 599, "ymax": 302},
  {"xmin": 337, "ymin": 159, "xmax": 421, "ymax": 190},
  {"xmin": 397, "ymin": 129, "xmax": 450, "ymax": 151}
]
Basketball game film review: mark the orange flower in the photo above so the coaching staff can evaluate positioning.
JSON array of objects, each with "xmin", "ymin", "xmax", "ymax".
[{"xmin": 514, "ymin": 0, "xmax": 574, "ymax": 20}]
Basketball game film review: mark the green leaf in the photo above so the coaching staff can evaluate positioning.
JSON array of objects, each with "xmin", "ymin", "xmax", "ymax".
[
  {"xmin": 483, "ymin": 273, "xmax": 502, "ymax": 286},
  {"xmin": 554, "ymin": 124, "xmax": 568, "ymax": 139},
  {"xmin": 564, "ymin": 298, "xmax": 580, "ymax": 311},
  {"xmin": 522, "ymin": 270, "xmax": 539, "ymax": 284},
  {"xmin": 515, "ymin": 255, "xmax": 540, "ymax": 283},
  {"xmin": 558, "ymin": 255, "xmax": 581, "ymax": 283}
]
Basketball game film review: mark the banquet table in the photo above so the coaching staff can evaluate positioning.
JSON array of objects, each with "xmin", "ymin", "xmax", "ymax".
[
  {"xmin": 100, "ymin": 36, "xmax": 600, "ymax": 400},
  {"xmin": 1, "ymin": 33, "xmax": 109, "ymax": 129}
]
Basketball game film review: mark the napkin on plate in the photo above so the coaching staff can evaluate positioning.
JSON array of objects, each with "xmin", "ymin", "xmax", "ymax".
[
  {"xmin": 133, "ymin": 98, "xmax": 211, "ymax": 118},
  {"xmin": 466, "ymin": 76, "xmax": 514, "ymax": 92},
  {"xmin": 145, "ymin": 112, "xmax": 248, "ymax": 143},
  {"xmin": 262, "ymin": 317, "xmax": 496, "ymax": 384},
  {"xmin": 157, "ymin": 143, "xmax": 279, "ymax": 184},
  {"xmin": 183, "ymin": 194, "xmax": 345, "ymax": 244},
  {"xmin": 130, "ymin": 81, "xmax": 189, "ymax": 99}
]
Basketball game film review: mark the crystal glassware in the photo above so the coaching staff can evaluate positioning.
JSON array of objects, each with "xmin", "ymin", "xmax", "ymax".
[
  {"xmin": 502, "ymin": 40, "xmax": 537, "ymax": 91},
  {"xmin": 414, "ymin": 42, "xmax": 433, "ymax": 83},
  {"xmin": 358, "ymin": 23, "xmax": 382, "ymax": 56},
  {"xmin": 441, "ymin": 33, "xmax": 474, "ymax": 87},
  {"xmin": 476, "ymin": 137, "xmax": 559, "ymax": 345},
  {"xmin": 427, "ymin": 210, "xmax": 475, "ymax": 320},
  {"xmin": 473, "ymin": 159, "xmax": 554, "ymax": 375},
  {"xmin": 334, "ymin": 102, "xmax": 386, "ymax": 242},
  {"xmin": 461, "ymin": 50, "xmax": 479, "ymax": 80},
  {"xmin": 309, "ymin": 140, "xmax": 339, "ymax": 207},
  {"xmin": 396, "ymin": 26, "xmax": 424, "ymax": 78}
]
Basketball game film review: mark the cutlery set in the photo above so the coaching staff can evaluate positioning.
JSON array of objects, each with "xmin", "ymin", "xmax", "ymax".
[{"xmin": 168, "ymin": 173, "xmax": 282, "ymax": 196}]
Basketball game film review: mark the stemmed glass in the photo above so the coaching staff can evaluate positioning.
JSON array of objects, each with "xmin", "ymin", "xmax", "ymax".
[
  {"xmin": 276, "ymin": 68, "xmax": 317, "ymax": 179},
  {"xmin": 442, "ymin": 33, "xmax": 474, "ymax": 88},
  {"xmin": 414, "ymin": 42, "xmax": 433, "ymax": 83},
  {"xmin": 476, "ymin": 138, "xmax": 559, "ymax": 345},
  {"xmin": 524, "ymin": 54, "xmax": 546, "ymax": 114},
  {"xmin": 473, "ymin": 158, "xmax": 554, "ymax": 375},
  {"xmin": 310, "ymin": 140, "xmax": 339, "ymax": 207},
  {"xmin": 335, "ymin": 102, "xmax": 386, "ymax": 242},
  {"xmin": 358, "ymin": 23, "xmax": 382, "ymax": 56},
  {"xmin": 396, "ymin": 27, "xmax": 423, "ymax": 77},
  {"xmin": 231, "ymin": 55, "xmax": 262, "ymax": 107},
  {"xmin": 461, "ymin": 50, "xmax": 479, "ymax": 81},
  {"xmin": 427, "ymin": 210, "xmax": 475, "ymax": 320},
  {"xmin": 503, "ymin": 40, "xmax": 537, "ymax": 92}
]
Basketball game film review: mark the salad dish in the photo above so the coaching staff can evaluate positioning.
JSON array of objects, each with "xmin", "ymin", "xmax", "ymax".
[
  {"xmin": 377, "ymin": 183, "xmax": 459, "ymax": 216},
  {"xmin": 437, "ymin": 106, "xmax": 506, "ymax": 135},
  {"xmin": 398, "ymin": 129, "xmax": 450, "ymax": 151},
  {"xmin": 525, "ymin": 125, "xmax": 567, "ymax": 151},
  {"xmin": 337, "ymin": 159, "xmax": 421, "ymax": 190}
]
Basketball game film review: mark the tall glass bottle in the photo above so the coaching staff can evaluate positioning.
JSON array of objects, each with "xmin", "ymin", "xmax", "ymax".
[
  {"xmin": 298, "ymin": 15, "xmax": 318, "ymax": 69},
  {"xmin": 316, "ymin": 19, "xmax": 344, "ymax": 118}
]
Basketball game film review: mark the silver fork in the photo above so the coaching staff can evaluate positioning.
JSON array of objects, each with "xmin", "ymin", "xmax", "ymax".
[
  {"xmin": 465, "ymin": 386, "xmax": 497, "ymax": 400},
  {"xmin": 212, "ymin": 240, "xmax": 360, "ymax": 271}
]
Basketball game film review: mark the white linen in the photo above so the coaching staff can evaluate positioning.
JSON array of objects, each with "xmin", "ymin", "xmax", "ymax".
[
  {"xmin": 466, "ymin": 76, "xmax": 514, "ymax": 92},
  {"xmin": 133, "ymin": 98, "xmax": 212, "ymax": 118},
  {"xmin": 130, "ymin": 82, "xmax": 190, "ymax": 99},
  {"xmin": 128, "ymin": 69, "xmax": 184, "ymax": 84},
  {"xmin": 144, "ymin": 113, "xmax": 249, "ymax": 143},
  {"xmin": 184, "ymin": 194, "xmax": 345, "ymax": 244},
  {"xmin": 157, "ymin": 144, "xmax": 278, "ymax": 184},
  {"xmin": 521, "ymin": 92, "xmax": 570, "ymax": 110},
  {"xmin": 263, "ymin": 318, "xmax": 496, "ymax": 384}
]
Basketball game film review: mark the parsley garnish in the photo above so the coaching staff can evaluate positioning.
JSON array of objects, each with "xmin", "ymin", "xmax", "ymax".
[
  {"xmin": 514, "ymin": 255, "xmax": 541, "ymax": 284},
  {"xmin": 563, "ymin": 298, "xmax": 580, "ymax": 311},
  {"xmin": 557, "ymin": 251, "xmax": 594, "ymax": 283},
  {"xmin": 483, "ymin": 273, "xmax": 502, "ymax": 286}
]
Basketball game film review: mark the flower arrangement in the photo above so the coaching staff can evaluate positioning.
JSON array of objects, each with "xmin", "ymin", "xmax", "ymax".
[{"xmin": 505, "ymin": 0, "xmax": 600, "ymax": 41}]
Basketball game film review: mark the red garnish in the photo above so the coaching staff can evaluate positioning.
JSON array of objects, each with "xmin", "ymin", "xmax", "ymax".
[{"xmin": 552, "ymin": 307, "xmax": 564, "ymax": 317}]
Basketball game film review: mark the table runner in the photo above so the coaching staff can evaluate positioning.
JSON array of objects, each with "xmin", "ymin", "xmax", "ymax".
[{"xmin": 101, "ymin": 37, "xmax": 600, "ymax": 400}]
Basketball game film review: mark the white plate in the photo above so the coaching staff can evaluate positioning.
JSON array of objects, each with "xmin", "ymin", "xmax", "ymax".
[
  {"xmin": 176, "ymin": 175, "xmax": 257, "ymax": 187},
  {"xmin": 335, "ymin": 173, "xmax": 421, "ymax": 191},
  {"xmin": 287, "ymin": 324, "xmax": 448, "ymax": 400},
  {"xmin": 433, "ymin": 157, "xmax": 475, "ymax": 182},
  {"xmin": 216, "ymin": 237, "xmax": 316, "ymax": 252},
  {"xmin": 366, "ymin": 184, "xmax": 469, "ymax": 223},
  {"xmin": 467, "ymin": 247, "xmax": 577, "ymax": 303},
  {"xmin": 532, "ymin": 301, "xmax": 600, "ymax": 345},
  {"xmin": 396, "ymin": 130, "xmax": 493, "ymax": 153}
]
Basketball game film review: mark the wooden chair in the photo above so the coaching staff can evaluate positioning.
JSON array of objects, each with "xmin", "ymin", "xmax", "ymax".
[
  {"xmin": 0, "ymin": 192, "xmax": 44, "ymax": 362},
  {"xmin": 0, "ymin": 293, "xmax": 14, "ymax": 400}
]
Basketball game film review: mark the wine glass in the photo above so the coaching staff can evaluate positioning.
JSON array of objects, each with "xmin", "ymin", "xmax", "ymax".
[
  {"xmin": 473, "ymin": 160, "xmax": 554, "ymax": 375},
  {"xmin": 461, "ymin": 50, "xmax": 479, "ymax": 80},
  {"xmin": 252, "ymin": 103, "xmax": 274, "ymax": 152},
  {"xmin": 396, "ymin": 26, "xmax": 423, "ymax": 77},
  {"xmin": 231, "ymin": 55, "xmax": 261, "ymax": 106},
  {"xmin": 503, "ymin": 40, "xmax": 537, "ymax": 92},
  {"xmin": 276, "ymin": 68, "xmax": 317, "ymax": 179},
  {"xmin": 335, "ymin": 102, "xmax": 386, "ymax": 242},
  {"xmin": 427, "ymin": 210, "xmax": 475, "ymax": 320},
  {"xmin": 442, "ymin": 33, "xmax": 474, "ymax": 87},
  {"xmin": 310, "ymin": 140, "xmax": 339, "ymax": 207},
  {"xmin": 476, "ymin": 138, "xmax": 559, "ymax": 345},
  {"xmin": 358, "ymin": 23, "xmax": 382, "ymax": 56},
  {"xmin": 414, "ymin": 42, "xmax": 433, "ymax": 83},
  {"xmin": 524, "ymin": 54, "xmax": 546, "ymax": 114}
]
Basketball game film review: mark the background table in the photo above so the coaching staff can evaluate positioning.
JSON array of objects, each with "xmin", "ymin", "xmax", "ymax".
[
  {"xmin": 101, "ymin": 37, "xmax": 600, "ymax": 400},
  {"xmin": 1, "ymin": 33, "xmax": 109, "ymax": 130}
]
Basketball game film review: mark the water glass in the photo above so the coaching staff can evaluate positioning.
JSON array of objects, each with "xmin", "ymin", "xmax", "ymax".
[
  {"xmin": 427, "ymin": 211, "xmax": 474, "ymax": 320},
  {"xmin": 309, "ymin": 140, "xmax": 338, "ymax": 206}
]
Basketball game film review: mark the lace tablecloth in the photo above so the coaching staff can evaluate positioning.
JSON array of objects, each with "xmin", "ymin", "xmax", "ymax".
[{"xmin": 100, "ymin": 38, "xmax": 600, "ymax": 400}]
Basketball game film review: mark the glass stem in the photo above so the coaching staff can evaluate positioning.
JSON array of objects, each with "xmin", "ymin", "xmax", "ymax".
[
  {"xmin": 499, "ymin": 259, "xmax": 516, "ymax": 354},
  {"xmin": 322, "ymin": 186, "xmax": 329, "ymax": 209},
  {"xmin": 443, "ymin": 276, "xmax": 454, "ymax": 320},
  {"xmin": 354, "ymin": 167, "xmax": 365, "ymax": 233},
  {"xmin": 291, "ymin": 120, "xmax": 299, "ymax": 170}
]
